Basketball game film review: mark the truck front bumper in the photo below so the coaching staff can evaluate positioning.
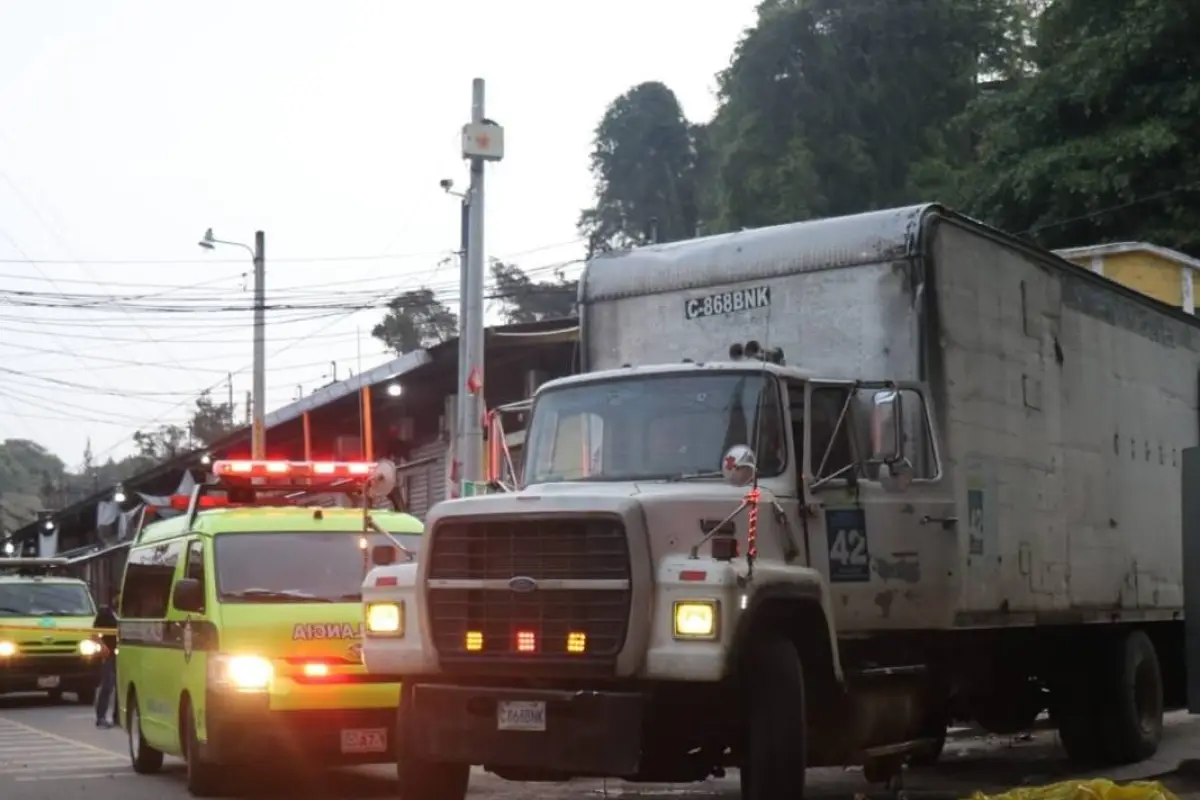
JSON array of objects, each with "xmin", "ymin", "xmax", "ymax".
[
  {"xmin": 200, "ymin": 692, "xmax": 396, "ymax": 766},
  {"xmin": 406, "ymin": 683, "xmax": 644, "ymax": 777},
  {"xmin": 0, "ymin": 655, "xmax": 98, "ymax": 695}
]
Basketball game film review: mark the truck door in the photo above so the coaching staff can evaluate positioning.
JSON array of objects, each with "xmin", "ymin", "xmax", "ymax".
[{"xmin": 805, "ymin": 383, "xmax": 958, "ymax": 630}]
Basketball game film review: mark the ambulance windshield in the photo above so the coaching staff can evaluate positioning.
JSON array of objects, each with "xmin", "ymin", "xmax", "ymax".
[
  {"xmin": 0, "ymin": 583, "xmax": 95, "ymax": 617},
  {"xmin": 523, "ymin": 371, "xmax": 786, "ymax": 485},
  {"xmin": 214, "ymin": 531, "xmax": 422, "ymax": 603}
]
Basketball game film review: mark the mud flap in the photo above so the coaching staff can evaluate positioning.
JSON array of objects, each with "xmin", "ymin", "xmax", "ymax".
[{"xmin": 1182, "ymin": 447, "xmax": 1200, "ymax": 712}]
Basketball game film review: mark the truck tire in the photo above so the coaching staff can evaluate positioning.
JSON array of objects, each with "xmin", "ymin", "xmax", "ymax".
[
  {"xmin": 740, "ymin": 638, "xmax": 807, "ymax": 800},
  {"xmin": 1055, "ymin": 629, "xmax": 1163, "ymax": 766},
  {"xmin": 1099, "ymin": 629, "xmax": 1163, "ymax": 764},
  {"xmin": 395, "ymin": 687, "xmax": 469, "ymax": 800}
]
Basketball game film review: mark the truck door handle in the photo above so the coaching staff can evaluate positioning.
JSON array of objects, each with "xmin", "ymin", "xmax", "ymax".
[{"xmin": 920, "ymin": 515, "xmax": 957, "ymax": 529}]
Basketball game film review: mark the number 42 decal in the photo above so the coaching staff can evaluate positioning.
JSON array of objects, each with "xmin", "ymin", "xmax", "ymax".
[{"xmin": 825, "ymin": 508, "xmax": 871, "ymax": 582}]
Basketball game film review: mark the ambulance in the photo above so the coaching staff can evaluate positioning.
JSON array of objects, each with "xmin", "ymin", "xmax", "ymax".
[
  {"xmin": 0, "ymin": 558, "xmax": 103, "ymax": 702},
  {"xmin": 115, "ymin": 459, "xmax": 421, "ymax": 796}
]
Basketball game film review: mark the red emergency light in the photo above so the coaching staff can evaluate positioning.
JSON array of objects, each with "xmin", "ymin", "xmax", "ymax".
[
  {"xmin": 212, "ymin": 460, "xmax": 374, "ymax": 482},
  {"xmin": 166, "ymin": 495, "xmax": 232, "ymax": 511}
]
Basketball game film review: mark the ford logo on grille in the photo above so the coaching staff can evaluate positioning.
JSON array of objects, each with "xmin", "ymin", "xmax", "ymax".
[{"xmin": 508, "ymin": 576, "xmax": 538, "ymax": 593}]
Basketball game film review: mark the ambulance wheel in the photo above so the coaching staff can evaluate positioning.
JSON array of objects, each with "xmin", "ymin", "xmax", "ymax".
[
  {"xmin": 126, "ymin": 689, "xmax": 164, "ymax": 774},
  {"xmin": 183, "ymin": 701, "xmax": 223, "ymax": 797},
  {"xmin": 47, "ymin": 689, "xmax": 63, "ymax": 703}
]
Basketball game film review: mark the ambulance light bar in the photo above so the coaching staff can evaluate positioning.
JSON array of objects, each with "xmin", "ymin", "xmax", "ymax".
[
  {"xmin": 0, "ymin": 557, "xmax": 70, "ymax": 575},
  {"xmin": 212, "ymin": 460, "xmax": 374, "ymax": 482}
]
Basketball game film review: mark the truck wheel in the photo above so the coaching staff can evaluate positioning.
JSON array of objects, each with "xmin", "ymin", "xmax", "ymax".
[
  {"xmin": 1055, "ymin": 629, "xmax": 1163, "ymax": 766},
  {"xmin": 126, "ymin": 689, "xmax": 164, "ymax": 774},
  {"xmin": 76, "ymin": 686, "xmax": 96, "ymax": 705},
  {"xmin": 183, "ymin": 702, "xmax": 223, "ymax": 797},
  {"xmin": 395, "ymin": 688, "xmax": 469, "ymax": 800},
  {"xmin": 1098, "ymin": 629, "xmax": 1163, "ymax": 764},
  {"xmin": 740, "ymin": 638, "xmax": 807, "ymax": 800}
]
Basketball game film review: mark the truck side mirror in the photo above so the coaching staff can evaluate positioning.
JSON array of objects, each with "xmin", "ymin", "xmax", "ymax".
[
  {"xmin": 870, "ymin": 390, "xmax": 903, "ymax": 463},
  {"xmin": 172, "ymin": 578, "xmax": 204, "ymax": 613},
  {"xmin": 370, "ymin": 545, "xmax": 397, "ymax": 567}
]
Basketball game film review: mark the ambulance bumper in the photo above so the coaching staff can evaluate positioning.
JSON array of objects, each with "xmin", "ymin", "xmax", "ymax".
[
  {"xmin": 201, "ymin": 695, "xmax": 397, "ymax": 765},
  {"xmin": 0, "ymin": 655, "xmax": 98, "ymax": 695}
]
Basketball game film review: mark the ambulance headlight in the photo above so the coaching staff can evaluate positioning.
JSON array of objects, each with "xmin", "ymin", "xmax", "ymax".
[
  {"xmin": 365, "ymin": 602, "xmax": 404, "ymax": 636},
  {"xmin": 79, "ymin": 639, "xmax": 102, "ymax": 657},
  {"xmin": 0, "ymin": 641, "xmax": 14, "ymax": 657},
  {"xmin": 673, "ymin": 600, "xmax": 719, "ymax": 640},
  {"xmin": 213, "ymin": 655, "xmax": 273, "ymax": 691}
]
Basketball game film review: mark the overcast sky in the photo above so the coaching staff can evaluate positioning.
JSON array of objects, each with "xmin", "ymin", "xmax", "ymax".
[{"xmin": 0, "ymin": 0, "xmax": 757, "ymax": 468}]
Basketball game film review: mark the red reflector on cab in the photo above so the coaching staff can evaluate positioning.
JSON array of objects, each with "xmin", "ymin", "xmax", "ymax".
[
  {"xmin": 515, "ymin": 630, "xmax": 537, "ymax": 653},
  {"xmin": 679, "ymin": 570, "xmax": 707, "ymax": 582},
  {"xmin": 375, "ymin": 576, "xmax": 398, "ymax": 587}
]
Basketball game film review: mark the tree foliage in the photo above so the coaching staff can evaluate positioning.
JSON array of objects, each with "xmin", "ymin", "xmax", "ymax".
[
  {"xmin": 578, "ymin": 82, "xmax": 703, "ymax": 254},
  {"xmin": 952, "ymin": 0, "xmax": 1200, "ymax": 253},
  {"xmin": 372, "ymin": 288, "xmax": 458, "ymax": 355},
  {"xmin": 490, "ymin": 261, "xmax": 577, "ymax": 324}
]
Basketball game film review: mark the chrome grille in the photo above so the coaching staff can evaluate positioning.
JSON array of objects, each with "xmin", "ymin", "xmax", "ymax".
[
  {"xmin": 427, "ymin": 516, "xmax": 632, "ymax": 665},
  {"xmin": 18, "ymin": 640, "xmax": 78, "ymax": 655}
]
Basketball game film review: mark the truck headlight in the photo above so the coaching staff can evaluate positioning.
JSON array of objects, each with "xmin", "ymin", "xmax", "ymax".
[
  {"xmin": 365, "ymin": 602, "xmax": 404, "ymax": 636},
  {"xmin": 79, "ymin": 639, "xmax": 102, "ymax": 657},
  {"xmin": 673, "ymin": 600, "xmax": 719, "ymax": 640},
  {"xmin": 212, "ymin": 655, "xmax": 273, "ymax": 691},
  {"xmin": 0, "ymin": 641, "xmax": 14, "ymax": 657}
]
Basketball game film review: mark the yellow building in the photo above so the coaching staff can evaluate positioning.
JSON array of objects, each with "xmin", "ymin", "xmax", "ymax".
[{"xmin": 1055, "ymin": 242, "xmax": 1199, "ymax": 314}]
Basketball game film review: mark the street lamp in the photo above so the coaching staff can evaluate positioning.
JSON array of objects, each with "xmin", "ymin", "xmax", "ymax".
[{"xmin": 199, "ymin": 227, "xmax": 267, "ymax": 459}]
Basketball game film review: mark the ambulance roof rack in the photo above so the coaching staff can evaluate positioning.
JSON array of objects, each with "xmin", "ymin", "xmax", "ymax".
[
  {"xmin": 0, "ymin": 557, "xmax": 72, "ymax": 578},
  {"xmin": 132, "ymin": 459, "xmax": 404, "ymax": 545}
]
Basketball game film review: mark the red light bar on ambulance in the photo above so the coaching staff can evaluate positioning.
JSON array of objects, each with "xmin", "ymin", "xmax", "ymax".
[{"xmin": 212, "ymin": 460, "xmax": 374, "ymax": 481}]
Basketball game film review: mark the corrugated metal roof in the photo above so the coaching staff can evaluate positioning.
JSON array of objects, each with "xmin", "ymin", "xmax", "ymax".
[{"xmin": 581, "ymin": 204, "xmax": 936, "ymax": 302}]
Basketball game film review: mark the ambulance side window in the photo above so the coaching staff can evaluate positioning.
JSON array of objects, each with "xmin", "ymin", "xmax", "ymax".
[
  {"xmin": 185, "ymin": 540, "xmax": 206, "ymax": 612},
  {"xmin": 121, "ymin": 541, "xmax": 184, "ymax": 619}
]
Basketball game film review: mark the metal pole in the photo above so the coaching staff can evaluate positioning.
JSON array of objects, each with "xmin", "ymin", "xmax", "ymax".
[
  {"xmin": 455, "ymin": 194, "xmax": 470, "ymax": 493},
  {"xmin": 461, "ymin": 78, "xmax": 487, "ymax": 488},
  {"xmin": 251, "ymin": 230, "xmax": 266, "ymax": 459}
]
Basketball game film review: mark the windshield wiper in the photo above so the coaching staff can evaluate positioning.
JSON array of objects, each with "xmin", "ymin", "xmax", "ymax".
[
  {"xmin": 0, "ymin": 606, "xmax": 26, "ymax": 614},
  {"xmin": 221, "ymin": 588, "xmax": 332, "ymax": 603},
  {"xmin": 664, "ymin": 470, "xmax": 725, "ymax": 483}
]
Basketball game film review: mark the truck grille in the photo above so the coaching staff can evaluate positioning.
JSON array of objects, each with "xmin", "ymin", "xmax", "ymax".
[{"xmin": 427, "ymin": 517, "xmax": 632, "ymax": 666}]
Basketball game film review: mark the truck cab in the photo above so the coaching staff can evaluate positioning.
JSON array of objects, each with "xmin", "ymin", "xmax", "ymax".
[{"xmin": 363, "ymin": 347, "xmax": 951, "ymax": 800}]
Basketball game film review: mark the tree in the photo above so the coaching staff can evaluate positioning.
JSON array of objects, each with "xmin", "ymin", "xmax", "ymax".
[
  {"xmin": 189, "ymin": 390, "xmax": 235, "ymax": 447},
  {"xmin": 131, "ymin": 424, "xmax": 188, "ymax": 461},
  {"xmin": 372, "ymin": 289, "xmax": 458, "ymax": 355},
  {"xmin": 952, "ymin": 0, "xmax": 1200, "ymax": 253},
  {"xmin": 578, "ymin": 82, "xmax": 702, "ymax": 255},
  {"xmin": 490, "ymin": 261, "xmax": 577, "ymax": 324},
  {"xmin": 704, "ymin": 0, "xmax": 1028, "ymax": 231}
]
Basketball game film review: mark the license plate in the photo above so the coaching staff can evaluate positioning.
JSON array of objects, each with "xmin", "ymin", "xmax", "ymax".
[
  {"xmin": 37, "ymin": 676, "xmax": 60, "ymax": 689},
  {"xmin": 340, "ymin": 728, "xmax": 388, "ymax": 754},
  {"xmin": 497, "ymin": 700, "xmax": 546, "ymax": 732}
]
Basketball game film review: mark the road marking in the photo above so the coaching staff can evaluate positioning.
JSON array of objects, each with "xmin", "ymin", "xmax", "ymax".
[
  {"xmin": 0, "ymin": 717, "xmax": 124, "ymax": 758},
  {"xmin": 0, "ymin": 716, "xmax": 128, "ymax": 782}
]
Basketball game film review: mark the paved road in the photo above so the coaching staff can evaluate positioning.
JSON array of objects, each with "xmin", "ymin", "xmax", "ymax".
[{"xmin": 4, "ymin": 692, "xmax": 1200, "ymax": 800}]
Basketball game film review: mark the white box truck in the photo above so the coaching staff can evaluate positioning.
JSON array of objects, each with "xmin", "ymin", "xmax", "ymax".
[{"xmin": 362, "ymin": 204, "xmax": 1192, "ymax": 800}]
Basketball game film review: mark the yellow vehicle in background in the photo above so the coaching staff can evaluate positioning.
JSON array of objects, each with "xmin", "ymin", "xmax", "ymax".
[
  {"xmin": 0, "ymin": 558, "xmax": 104, "ymax": 703},
  {"xmin": 116, "ymin": 459, "xmax": 422, "ymax": 797}
]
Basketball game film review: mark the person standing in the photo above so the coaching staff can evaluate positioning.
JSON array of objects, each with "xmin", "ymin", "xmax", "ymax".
[{"xmin": 92, "ymin": 591, "xmax": 119, "ymax": 728}]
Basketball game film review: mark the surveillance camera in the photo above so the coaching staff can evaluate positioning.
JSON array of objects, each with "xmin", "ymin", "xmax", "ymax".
[{"xmin": 439, "ymin": 178, "xmax": 454, "ymax": 191}]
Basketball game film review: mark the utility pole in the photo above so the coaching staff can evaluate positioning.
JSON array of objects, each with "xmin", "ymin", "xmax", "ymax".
[
  {"xmin": 251, "ymin": 231, "xmax": 266, "ymax": 459},
  {"xmin": 458, "ymin": 78, "xmax": 504, "ymax": 492}
]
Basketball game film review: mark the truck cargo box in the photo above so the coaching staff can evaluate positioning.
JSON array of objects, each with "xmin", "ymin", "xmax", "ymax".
[{"xmin": 580, "ymin": 204, "xmax": 1195, "ymax": 622}]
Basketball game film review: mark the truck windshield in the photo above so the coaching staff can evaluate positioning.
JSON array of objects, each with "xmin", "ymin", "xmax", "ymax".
[
  {"xmin": 524, "ymin": 372, "xmax": 785, "ymax": 485},
  {"xmin": 214, "ymin": 532, "xmax": 422, "ymax": 603},
  {"xmin": 0, "ymin": 584, "xmax": 95, "ymax": 617}
]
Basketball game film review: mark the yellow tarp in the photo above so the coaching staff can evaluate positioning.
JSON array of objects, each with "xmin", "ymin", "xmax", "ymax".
[{"xmin": 968, "ymin": 779, "xmax": 1179, "ymax": 800}]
